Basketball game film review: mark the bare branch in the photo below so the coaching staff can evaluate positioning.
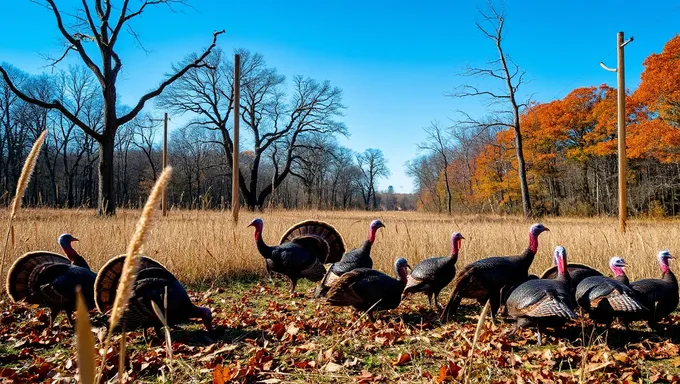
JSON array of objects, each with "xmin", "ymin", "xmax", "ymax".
[
  {"xmin": 43, "ymin": 0, "xmax": 104, "ymax": 83},
  {"xmin": 0, "ymin": 65, "xmax": 103, "ymax": 141},
  {"xmin": 117, "ymin": 29, "xmax": 224, "ymax": 126}
]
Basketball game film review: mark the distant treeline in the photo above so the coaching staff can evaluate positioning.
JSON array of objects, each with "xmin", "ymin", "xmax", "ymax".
[
  {"xmin": 408, "ymin": 35, "xmax": 680, "ymax": 217},
  {"xmin": 0, "ymin": 53, "xmax": 415, "ymax": 212}
]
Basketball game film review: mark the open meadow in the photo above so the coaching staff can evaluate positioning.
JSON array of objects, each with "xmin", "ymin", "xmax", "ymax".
[{"xmin": 1, "ymin": 209, "xmax": 680, "ymax": 383}]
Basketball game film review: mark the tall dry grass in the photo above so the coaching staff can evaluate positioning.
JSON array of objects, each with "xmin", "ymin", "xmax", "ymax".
[
  {"xmin": 0, "ymin": 130, "xmax": 47, "ymax": 281},
  {"xmin": 3, "ymin": 209, "xmax": 677, "ymax": 286}
]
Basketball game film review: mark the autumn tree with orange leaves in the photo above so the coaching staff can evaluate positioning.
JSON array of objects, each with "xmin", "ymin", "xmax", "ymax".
[{"xmin": 412, "ymin": 35, "xmax": 680, "ymax": 217}]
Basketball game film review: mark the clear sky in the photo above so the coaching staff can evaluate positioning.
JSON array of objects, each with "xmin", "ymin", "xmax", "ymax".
[{"xmin": 1, "ymin": 0, "xmax": 679, "ymax": 193}]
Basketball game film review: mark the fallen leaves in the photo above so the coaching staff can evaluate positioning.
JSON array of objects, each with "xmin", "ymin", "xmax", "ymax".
[
  {"xmin": 1, "ymin": 284, "xmax": 680, "ymax": 383},
  {"xmin": 393, "ymin": 352, "xmax": 412, "ymax": 366}
]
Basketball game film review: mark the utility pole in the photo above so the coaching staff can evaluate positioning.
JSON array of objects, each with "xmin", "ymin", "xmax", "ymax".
[
  {"xmin": 232, "ymin": 54, "xmax": 240, "ymax": 223},
  {"xmin": 162, "ymin": 112, "xmax": 168, "ymax": 217},
  {"xmin": 600, "ymin": 32, "xmax": 633, "ymax": 233}
]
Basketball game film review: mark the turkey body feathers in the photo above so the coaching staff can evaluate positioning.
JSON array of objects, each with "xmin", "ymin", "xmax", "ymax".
[
  {"xmin": 6, "ymin": 251, "xmax": 70, "ymax": 303},
  {"xmin": 403, "ymin": 256, "xmax": 456, "ymax": 298},
  {"xmin": 94, "ymin": 255, "xmax": 205, "ymax": 332},
  {"xmin": 628, "ymin": 272, "xmax": 678, "ymax": 325},
  {"xmin": 326, "ymin": 268, "xmax": 404, "ymax": 312},
  {"xmin": 506, "ymin": 280, "xmax": 576, "ymax": 321},
  {"xmin": 576, "ymin": 276, "xmax": 645, "ymax": 324},
  {"xmin": 441, "ymin": 251, "xmax": 534, "ymax": 321},
  {"xmin": 266, "ymin": 242, "xmax": 326, "ymax": 282},
  {"xmin": 329, "ymin": 241, "xmax": 373, "ymax": 275}
]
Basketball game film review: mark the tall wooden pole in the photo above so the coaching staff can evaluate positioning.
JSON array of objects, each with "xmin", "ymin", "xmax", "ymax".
[
  {"xmin": 162, "ymin": 112, "xmax": 168, "ymax": 216},
  {"xmin": 617, "ymin": 32, "xmax": 627, "ymax": 233},
  {"xmin": 232, "ymin": 54, "xmax": 240, "ymax": 222}
]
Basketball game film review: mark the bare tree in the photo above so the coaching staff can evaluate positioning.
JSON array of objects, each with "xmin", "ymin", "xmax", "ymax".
[
  {"xmin": 357, "ymin": 148, "xmax": 390, "ymax": 210},
  {"xmin": 450, "ymin": 3, "xmax": 532, "ymax": 218},
  {"xmin": 159, "ymin": 49, "xmax": 347, "ymax": 210},
  {"xmin": 0, "ymin": 0, "xmax": 223, "ymax": 215},
  {"xmin": 418, "ymin": 121, "xmax": 454, "ymax": 214}
]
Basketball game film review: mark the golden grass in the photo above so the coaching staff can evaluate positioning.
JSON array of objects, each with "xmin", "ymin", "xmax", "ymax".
[
  {"xmin": 109, "ymin": 167, "xmax": 172, "ymax": 331},
  {"xmin": 75, "ymin": 288, "xmax": 95, "ymax": 384},
  {"xmin": 97, "ymin": 166, "xmax": 172, "ymax": 383},
  {"xmin": 0, "ymin": 130, "xmax": 47, "ymax": 281},
  {"xmin": 1, "ymin": 209, "xmax": 677, "ymax": 286}
]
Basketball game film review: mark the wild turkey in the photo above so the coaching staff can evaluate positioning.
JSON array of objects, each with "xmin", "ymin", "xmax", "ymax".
[
  {"xmin": 624, "ymin": 250, "xmax": 678, "ymax": 329},
  {"xmin": 314, "ymin": 219, "xmax": 385, "ymax": 298},
  {"xmin": 575, "ymin": 257, "xmax": 645, "ymax": 327},
  {"xmin": 402, "ymin": 232, "xmax": 464, "ymax": 309},
  {"xmin": 248, "ymin": 218, "xmax": 345, "ymax": 293},
  {"xmin": 540, "ymin": 262, "xmax": 603, "ymax": 291},
  {"xmin": 440, "ymin": 223, "xmax": 550, "ymax": 322},
  {"xmin": 506, "ymin": 246, "xmax": 577, "ymax": 345},
  {"xmin": 326, "ymin": 257, "xmax": 410, "ymax": 321},
  {"xmin": 6, "ymin": 233, "xmax": 95, "ymax": 327},
  {"xmin": 95, "ymin": 255, "xmax": 212, "ymax": 337}
]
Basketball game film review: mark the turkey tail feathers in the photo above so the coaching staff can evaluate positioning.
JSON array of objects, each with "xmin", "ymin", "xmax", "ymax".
[
  {"xmin": 6, "ymin": 251, "xmax": 69, "ymax": 303},
  {"xmin": 280, "ymin": 220, "xmax": 345, "ymax": 263},
  {"xmin": 94, "ymin": 255, "xmax": 169, "ymax": 313}
]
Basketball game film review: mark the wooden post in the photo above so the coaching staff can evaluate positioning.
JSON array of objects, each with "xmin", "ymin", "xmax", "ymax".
[
  {"xmin": 617, "ymin": 32, "xmax": 627, "ymax": 233},
  {"xmin": 162, "ymin": 112, "xmax": 168, "ymax": 217},
  {"xmin": 232, "ymin": 54, "xmax": 240, "ymax": 222}
]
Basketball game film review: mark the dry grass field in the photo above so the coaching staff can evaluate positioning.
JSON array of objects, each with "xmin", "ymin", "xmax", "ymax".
[
  {"xmin": 3, "ymin": 208, "xmax": 678, "ymax": 285},
  {"xmin": 1, "ymin": 208, "xmax": 680, "ymax": 383}
]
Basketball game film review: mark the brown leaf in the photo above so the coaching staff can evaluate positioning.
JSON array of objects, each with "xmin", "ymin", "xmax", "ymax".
[
  {"xmin": 614, "ymin": 352, "xmax": 630, "ymax": 364},
  {"xmin": 213, "ymin": 365, "xmax": 232, "ymax": 384},
  {"xmin": 436, "ymin": 364, "xmax": 448, "ymax": 383},
  {"xmin": 394, "ymin": 352, "xmax": 412, "ymax": 366}
]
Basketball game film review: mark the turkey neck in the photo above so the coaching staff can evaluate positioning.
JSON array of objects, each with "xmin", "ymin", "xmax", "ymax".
[
  {"xmin": 447, "ymin": 239, "xmax": 461, "ymax": 265},
  {"xmin": 359, "ymin": 239, "xmax": 373, "ymax": 255},
  {"xmin": 396, "ymin": 266, "xmax": 408, "ymax": 286},
  {"xmin": 71, "ymin": 255, "xmax": 91, "ymax": 270},
  {"xmin": 518, "ymin": 233, "xmax": 540, "ymax": 269},
  {"xmin": 62, "ymin": 245, "xmax": 91, "ymax": 270},
  {"xmin": 256, "ymin": 233, "xmax": 274, "ymax": 259},
  {"xmin": 662, "ymin": 266, "xmax": 677, "ymax": 286},
  {"xmin": 556, "ymin": 256, "xmax": 571, "ymax": 285},
  {"xmin": 611, "ymin": 266, "xmax": 629, "ymax": 285}
]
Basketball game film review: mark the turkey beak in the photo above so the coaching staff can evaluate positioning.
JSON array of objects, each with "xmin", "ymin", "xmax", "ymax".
[
  {"xmin": 71, "ymin": 237, "xmax": 79, "ymax": 242},
  {"xmin": 543, "ymin": 227, "xmax": 550, "ymax": 232}
]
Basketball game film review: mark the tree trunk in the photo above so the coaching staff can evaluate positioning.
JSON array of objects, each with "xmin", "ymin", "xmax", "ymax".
[
  {"xmin": 513, "ymin": 124, "xmax": 532, "ymax": 218},
  {"xmin": 97, "ymin": 134, "xmax": 116, "ymax": 215}
]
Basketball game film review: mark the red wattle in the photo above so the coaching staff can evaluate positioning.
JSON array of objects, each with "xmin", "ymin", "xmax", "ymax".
[
  {"xmin": 368, "ymin": 228, "xmax": 376, "ymax": 243},
  {"xmin": 528, "ymin": 235, "xmax": 539, "ymax": 254}
]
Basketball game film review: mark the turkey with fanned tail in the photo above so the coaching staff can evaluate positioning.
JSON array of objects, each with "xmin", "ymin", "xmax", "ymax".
[
  {"xmin": 94, "ymin": 255, "xmax": 212, "ymax": 337},
  {"xmin": 249, "ymin": 218, "xmax": 345, "ymax": 293},
  {"xmin": 6, "ymin": 233, "xmax": 95, "ymax": 327}
]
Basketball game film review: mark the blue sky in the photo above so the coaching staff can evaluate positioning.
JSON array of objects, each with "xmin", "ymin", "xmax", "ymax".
[{"xmin": 2, "ymin": 0, "xmax": 679, "ymax": 193}]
